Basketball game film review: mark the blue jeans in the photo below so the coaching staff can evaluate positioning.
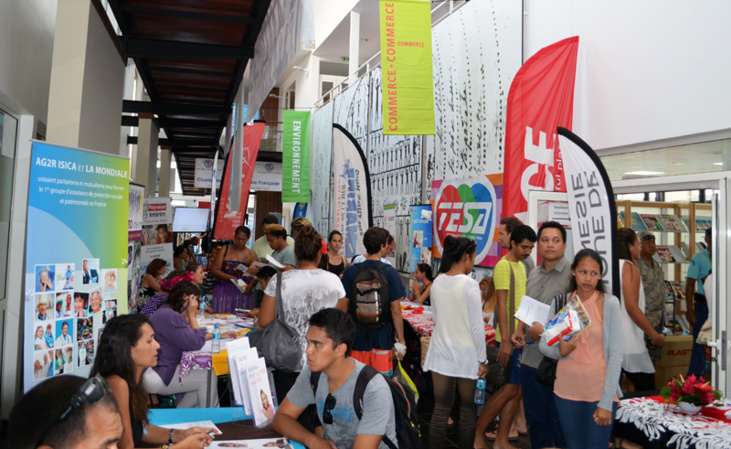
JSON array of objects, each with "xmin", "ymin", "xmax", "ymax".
[
  {"xmin": 554, "ymin": 395, "xmax": 617, "ymax": 449},
  {"xmin": 519, "ymin": 363, "xmax": 565, "ymax": 449},
  {"xmin": 688, "ymin": 301, "xmax": 709, "ymax": 377}
]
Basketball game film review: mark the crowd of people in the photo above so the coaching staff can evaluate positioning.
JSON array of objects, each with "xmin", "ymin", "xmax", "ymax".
[{"xmin": 10, "ymin": 212, "xmax": 714, "ymax": 449}]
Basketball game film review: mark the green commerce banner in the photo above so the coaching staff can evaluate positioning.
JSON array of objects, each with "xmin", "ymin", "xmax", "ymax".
[
  {"xmin": 282, "ymin": 110, "xmax": 311, "ymax": 202},
  {"xmin": 379, "ymin": 0, "xmax": 435, "ymax": 135}
]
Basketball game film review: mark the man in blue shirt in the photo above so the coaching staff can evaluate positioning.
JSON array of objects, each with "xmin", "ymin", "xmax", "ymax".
[
  {"xmin": 685, "ymin": 227, "xmax": 712, "ymax": 377},
  {"xmin": 341, "ymin": 227, "xmax": 406, "ymax": 376}
]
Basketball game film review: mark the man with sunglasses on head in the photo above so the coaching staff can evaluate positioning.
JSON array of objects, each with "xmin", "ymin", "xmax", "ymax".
[
  {"xmin": 273, "ymin": 308, "xmax": 396, "ymax": 449},
  {"xmin": 9, "ymin": 375, "xmax": 123, "ymax": 449}
]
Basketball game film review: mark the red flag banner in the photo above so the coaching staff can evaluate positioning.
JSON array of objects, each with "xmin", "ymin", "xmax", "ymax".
[
  {"xmin": 502, "ymin": 37, "xmax": 579, "ymax": 223},
  {"xmin": 214, "ymin": 122, "xmax": 266, "ymax": 240}
]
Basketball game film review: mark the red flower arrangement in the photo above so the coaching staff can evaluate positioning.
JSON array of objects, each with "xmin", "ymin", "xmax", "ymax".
[{"xmin": 660, "ymin": 374, "xmax": 721, "ymax": 406}]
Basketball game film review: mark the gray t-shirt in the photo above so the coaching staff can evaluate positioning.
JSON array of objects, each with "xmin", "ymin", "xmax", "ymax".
[
  {"xmin": 272, "ymin": 245, "xmax": 297, "ymax": 268},
  {"xmin": 522, "ymin": 257, "xmax": 572, "ymax": 368},
  {"xmin": 287, "ymin": 360, "xmax": 397, "ymax": 449}
]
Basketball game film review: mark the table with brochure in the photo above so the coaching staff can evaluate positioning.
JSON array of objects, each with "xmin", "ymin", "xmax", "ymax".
[{"xmin": 400, "ymin": 301, "xmax": 496, "ymax": 344}]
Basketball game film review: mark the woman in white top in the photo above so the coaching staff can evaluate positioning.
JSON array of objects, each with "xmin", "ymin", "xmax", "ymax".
[
  {"xmin": 260, "ymin": 225, "xmax": 348, "ymax": 401},
  {"xmin": 618, "ymin": 228, "xmax": 665, "ymax": 391},
  {"xmin": 423, "ymin": 236, "xmax": 488, "ymax": 449}
]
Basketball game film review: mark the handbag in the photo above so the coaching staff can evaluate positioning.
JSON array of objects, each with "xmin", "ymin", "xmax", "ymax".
[
  {"xmin": 250, "ymin": 272, "xmax": 302, "ymax": 372},
  {"xmin": 484, "ymin": 262, "xmax": 516, "ymax": 388},
  {"xmin": 696, "ymin": 318, "xmax": 712, "ymax": 345},
  {"xmin": 534, "ymin": 293, "xmax": 570, "ymax": 387}
]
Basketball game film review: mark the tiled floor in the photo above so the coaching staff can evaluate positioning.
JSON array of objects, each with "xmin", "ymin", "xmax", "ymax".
[{"xmin": 415, "ymin": 376, "xmax": 532, "ymax": 449}]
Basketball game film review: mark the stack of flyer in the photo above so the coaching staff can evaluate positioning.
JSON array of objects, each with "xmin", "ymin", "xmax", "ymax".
[
  {"xmin": 543, "ymin": 295, "xmax": 592, "ymax": 346},
  {"xmin": 226, "ymin": 338, "xmax": 276, "ymax": 427}
]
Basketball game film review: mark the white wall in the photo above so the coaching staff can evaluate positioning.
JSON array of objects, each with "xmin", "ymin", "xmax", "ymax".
[
  {"xmin": 313, "ymin": 0, "xmax": 359, "ymax": 48},
  {"xmin": 0, "ymin": 0, "xmax": 57, "ymax": 118},
  {"xmin": 524, "ymin": 0, "xmax": 731, "ymax": 152}
]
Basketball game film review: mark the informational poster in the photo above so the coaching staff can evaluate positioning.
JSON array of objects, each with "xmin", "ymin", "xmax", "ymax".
[
  {"xmin": 128, "ymin": 183, "xmax": 145, "ymax": 311},
  {"xmin": 281, "ymin": 110, "xmax": 311, "ymax": 202},
  {"xmin": 409, "ymin": 204, "xmax": 433, "ymax": 272},
  {"xmin": 432, "ymin": 175, "xmax": 503, "ymax": 268},
  {"xmin": 250, "ymin": 161, "xmax": 282, "ymax": 192},
  {"xmin": 378, "ymin": 0, "xmax": 435, "ymax": 135},
  {"xmin": 194, "ymin": 158, "xmax": 225, "ymax": 188},
  {"xmin": 23, "ymin": 142, "xmax": 129, "ymax": 390},
  {"xmin": 141, "ymin": 197, "xmax": 173, "ymax": 273}
]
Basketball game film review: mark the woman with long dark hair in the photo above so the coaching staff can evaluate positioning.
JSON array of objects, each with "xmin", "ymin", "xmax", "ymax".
[
  {"xmin": 210, "ymin": 225, "xmax": 258, "ymax": 313},
  {"xmin": 91, "ymin": 314, "xmax": 213, "ymax": 449},
  {"xmin": 143, "ymin": 281, "xmax": 237, "ymax": 407},
  {"xmin": 319, "ymin": 230, "xmax": 348, "ymax": 277},
  {"xmin": 409, "ymin": 262, "xmax": 434, "ymax": 305},
  {"xmin": 539, "ymin": 249, "xmax": 623, "ymax": 448},
  {"xmin": 617, "ymin": 228, "xmax": 664, "ymax": 391},
  {"xmin": 423, "ymin": 236, "xmax": 488, "ymax": 449},
  {"xmin": 258, "ymin": 225, "xmax": 347, "ymax": 400},
  {"xmin": 138, "ymin": 258, "xmax": 167, "ymax": 310}
]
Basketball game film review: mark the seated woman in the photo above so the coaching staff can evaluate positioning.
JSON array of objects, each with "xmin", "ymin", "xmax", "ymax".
[
  {"xmin": 91, "ymin": 314, "xmax": 215, "ymax": 449},
  {"xmin": 173, "ymin": 246, "xmax": 190, "ymax": 272},
  {"xmin": 409, "ymin": 262, "xmax": 434, "ymax": 305},
  {"xmin": 210, "ymin": 226, "xmax": 257, "ymax": 313},
  {"xmin": 139, "ymin": 262, "xmax": 205, "ymax": 316},
  {"xmin": 258, "ymin": 225, "xmax": 348, "ymax": 400},
  {"xmin": 137, "ymin": 258, "xmax": 167, "ymax": 310},
  {"xmin": 143, "ymin": 281, "xmax": 236, "ymax": 408}
]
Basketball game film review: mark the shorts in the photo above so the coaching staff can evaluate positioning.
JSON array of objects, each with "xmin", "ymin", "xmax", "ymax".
[
  {"xmin": 509, "ymin": 348, "xmax": 523, "ymax": 385},
  {"xmin": 351, "ymin": 348, "xmax": 393, "ymax": 376}
]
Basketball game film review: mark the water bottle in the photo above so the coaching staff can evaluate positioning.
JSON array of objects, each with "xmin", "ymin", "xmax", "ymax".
[
  {"xmin": 199, "ymin": 295, "xmax": 207, "ymax": 315},
  {"xmin": 212, "ymin": 324, "xmax": 221, "ymax": 353},
  {"xmin": 474, "ymin": 378, "xmax": 486, "ymax": 405}
]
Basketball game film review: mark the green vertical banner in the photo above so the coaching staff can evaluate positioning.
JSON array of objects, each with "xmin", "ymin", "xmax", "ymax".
[
  {"xmin": 380, "ymin": 0, "xmax": 435, "ymax": 135},
  {"xmin": 282, "ymin": 110, "xmax": 311, "ymax": 202}
]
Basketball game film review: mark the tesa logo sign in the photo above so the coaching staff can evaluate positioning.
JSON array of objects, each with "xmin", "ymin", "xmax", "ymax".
[{"xmin": 433, "ymin": 178, "xmax": 497, "ymax": 265}]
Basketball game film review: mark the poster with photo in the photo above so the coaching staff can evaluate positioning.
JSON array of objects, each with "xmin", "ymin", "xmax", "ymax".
[
  {"xmin": 140, "ymin": 197, "xmax": 174, "ymax": 274},
  {"xmin": 409, "ymin": 204, "xmax": 433, "ymax": 273},
  {"xmin": 23, "ymin": 142, "xmax": 129, "ymax": 391}
]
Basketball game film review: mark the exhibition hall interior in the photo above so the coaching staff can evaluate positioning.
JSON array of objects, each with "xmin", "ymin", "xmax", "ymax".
[{"xmin": 1, "ymin": 1, "xmax": 731, "ymax": 448}]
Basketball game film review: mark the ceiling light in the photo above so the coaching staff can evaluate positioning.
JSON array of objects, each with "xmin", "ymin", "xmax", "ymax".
[
  {"xmin": 624, "ymin": 171, "xmax": 665, "ymax": 176},
  {"xmin": 713, "ymin": 162, "xmax": 723, "ymax": 166}
]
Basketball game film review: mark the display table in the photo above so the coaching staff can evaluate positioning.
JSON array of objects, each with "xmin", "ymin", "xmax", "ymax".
[
  {"xmin": 148, "ymin": 407, "xmax": 305, "ymax": 448},
  {"xmin": 401, "ymin": 301, "xmax": 496, "ymax": 344},
  {"xmin": 614, "ymin": 396, "xmax": 731, "ymax": 449}
]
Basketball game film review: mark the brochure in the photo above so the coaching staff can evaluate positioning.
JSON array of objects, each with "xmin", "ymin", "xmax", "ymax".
[
  {"xmin": 244, "ymin": 357, "xmax": 276, "ymax": 427},
  {"xmin": 543, "ymin": 295, "xmax": 591, "ymax": 346}
]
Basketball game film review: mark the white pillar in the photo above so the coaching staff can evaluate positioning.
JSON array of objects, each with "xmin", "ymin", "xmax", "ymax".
[
  {"xmin": 134, "ymin": 117, "xmax": 159, "ymax": 195},
  {"xmin": 349, "ymin": 11, "xmax": 360, "ymax": 84},
  {"xmin": 159, "ymin": 148, "xmax": 172, "ymax": 197}
]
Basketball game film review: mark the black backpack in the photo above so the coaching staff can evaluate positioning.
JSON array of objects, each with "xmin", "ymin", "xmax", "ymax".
[
  {"xmin": 310, "ymin": 365, "xmax": 422, "ymax": 449},
  {"xmin": 349, "ymin": 262, "xmax": 391, "ymax": 329}
]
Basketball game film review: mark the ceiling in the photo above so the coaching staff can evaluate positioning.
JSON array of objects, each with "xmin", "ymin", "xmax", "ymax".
[{"xmin": 108, "ymin": 0, "xmax": 271, "ymax": 196}]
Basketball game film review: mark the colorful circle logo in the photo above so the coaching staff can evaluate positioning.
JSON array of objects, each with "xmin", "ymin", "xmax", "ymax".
[
  {"xmin": 433, "ymin": 178, "xmax": 497, "ymax": 265},
  {"xmin": 265, "ymin": 163, "xmax": 274, "ymax": 171}
]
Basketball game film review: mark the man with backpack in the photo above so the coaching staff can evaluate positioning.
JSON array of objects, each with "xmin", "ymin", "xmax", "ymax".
[
  {"xmin": 341, "ymin": 227, "xmax": 406, "ymax": 375},
  {"xmin": 273, "ymin": 308, "xmax": 398, "ymax": 449}
]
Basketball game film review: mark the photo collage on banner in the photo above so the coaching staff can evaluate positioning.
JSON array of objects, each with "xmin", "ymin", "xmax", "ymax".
[
  {"xmin": 409, "ymin": 204, "xmax": 433, "ymax": 273},
  {"xmin": 128, "ymin": 183, "xmax": 144, "ymax": 311},
  {"xmin": 25, "ymin": 142, "xmax": 128, "ymax": 388}
]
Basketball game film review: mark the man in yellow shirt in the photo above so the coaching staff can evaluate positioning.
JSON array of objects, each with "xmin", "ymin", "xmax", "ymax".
[{"xmin": 475, "ymin": 224, "xmax": 536, "ymax": 449}]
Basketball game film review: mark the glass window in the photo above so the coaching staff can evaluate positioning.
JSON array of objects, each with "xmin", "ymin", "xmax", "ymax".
[{"xmin": 0, "ymin": 108, "xmax": 18, "ymax": 299}]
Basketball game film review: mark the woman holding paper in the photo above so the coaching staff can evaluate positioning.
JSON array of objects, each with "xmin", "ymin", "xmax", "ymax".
[
  {"xmin": 617, "ymin": 228, "xmax": 664, "ymax": 391},
  {"xmin": 92, "ymin": 314, "xmax": 215, "ymax": 449},
  {"xmin": 539, "ymin": 249, "xmax": 623, "ymax": 449},
  {"xmin": 423, "ymin": 236, "xmax": 489, "ymax": 449},
  {"xmin": 210, "ymin": 225, "xmax": 257, "ymax": 313}
]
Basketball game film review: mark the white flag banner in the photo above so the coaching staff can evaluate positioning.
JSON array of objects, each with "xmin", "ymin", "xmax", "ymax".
[
  {"xmin": 331, "ymin": 124, "xmax": 372, "ymax": 258},
  {"xmin": 558, "ymin": 127, "xmax": 620, "ymax": 296}
]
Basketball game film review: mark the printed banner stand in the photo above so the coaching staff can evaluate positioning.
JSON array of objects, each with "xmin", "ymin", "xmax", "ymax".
[
  {"xmin": 558, "ymin": 127, "xmax": 620, "ymax": 297},
  {"xmin": 24, "ymin": 142, "xmax": 129, "ymax": 391},
  {"xmin": 409, "ymin": 204, "xmax": 433, "ymax": 272}
]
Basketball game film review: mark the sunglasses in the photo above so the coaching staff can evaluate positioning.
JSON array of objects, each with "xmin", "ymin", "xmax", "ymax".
[
  {"xmin": 35, "ymin": 375, "xmax": 111, "ymax": 448},
  {"xmin": 322, "ymin": 393, "xmax": 337, "ymax": 424}
]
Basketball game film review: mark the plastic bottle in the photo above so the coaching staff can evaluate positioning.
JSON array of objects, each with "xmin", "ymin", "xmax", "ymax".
[
  {"xmin": 199, "ymin": 295, "xmax": 207, "ymax": 315},
  {"xmin": 474, "ymin": 378, "xmax": 486, "ymax": 405},
  {"xmin": 212, "ymin": 324, "xmax": 221, "ymax": 353}
]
